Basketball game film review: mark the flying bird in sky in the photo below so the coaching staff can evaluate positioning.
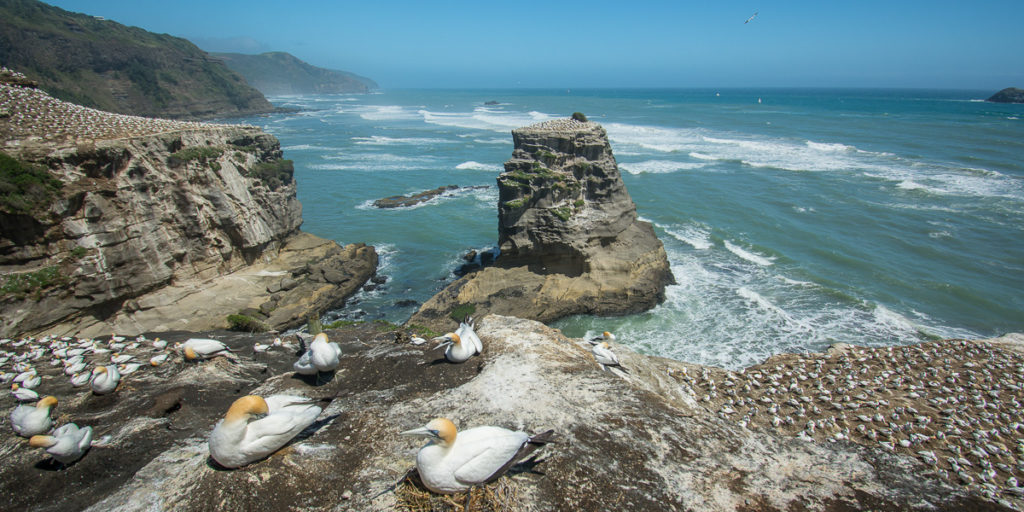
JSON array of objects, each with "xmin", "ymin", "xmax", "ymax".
[{"xmin": 745, "ymin": 11, "xmax": 758, "ymax": 24}]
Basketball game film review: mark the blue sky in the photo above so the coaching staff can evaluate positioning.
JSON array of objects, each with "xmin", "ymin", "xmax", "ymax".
[{"xmin": 43, "ymin": 1, "xmax": 1024, "ymax": 90}]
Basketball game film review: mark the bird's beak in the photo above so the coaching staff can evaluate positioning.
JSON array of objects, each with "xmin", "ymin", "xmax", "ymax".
[{"xmin": 400, "ymin": 426, "xmax": 439, "ymax": 439}]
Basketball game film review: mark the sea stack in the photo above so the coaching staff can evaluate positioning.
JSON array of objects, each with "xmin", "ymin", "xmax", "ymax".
[{"xmin": 411, "ymin": 117, "xmax": 674, "ymax": 330}]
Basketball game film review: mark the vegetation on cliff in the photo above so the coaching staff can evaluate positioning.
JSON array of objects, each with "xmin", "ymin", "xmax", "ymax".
[
  {"xmin": 0, "ymin": 0, "xmax": 275, "ymax": 119},
  {"xmin": 0, "ymin": 150, "xmax": 61, "ymax": 214},
  {"xmin": 213, "ymin": 52, "xmax": 377, "ymax": 95}
]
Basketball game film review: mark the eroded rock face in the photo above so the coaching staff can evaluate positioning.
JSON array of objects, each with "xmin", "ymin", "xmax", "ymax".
[
  {"xmin": 0, "ymin": 316, "xmax": 999, "ymax": 511},
  {"xmin": 410, "ymin": 118, "xmax": 673, "ymax": 331},
  {"xmin": 0, "ymin": 128, "xmax": 310, "ymax": 337}
]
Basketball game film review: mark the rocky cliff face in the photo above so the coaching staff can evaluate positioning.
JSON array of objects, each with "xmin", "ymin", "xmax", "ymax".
[
  {"xmin": 214, "ymin": 52, "xmax": 378, "ymax": 95},
  {"xmin": 988, "ymin": 88, "xmax": 1024, "ymax": 104},
  {"xmin": 0, "ymin": 317, "xmax": 1007, "ymax": 511},
  {"xmin": 0, "ymin": 79, "xmax": 375, "ymax": 337},
  {"xmin": 410, "ymin": 118, "xmax": 674, "ymax": 330}
]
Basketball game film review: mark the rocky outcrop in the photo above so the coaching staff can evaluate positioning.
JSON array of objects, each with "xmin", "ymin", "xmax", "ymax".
[
  {"xmin": 0, "ymin": 81, "xmax": 375, "ymax": 337},
  {"xmin": 0, "ymin": 316, "xmax": 1009, "ymax": 511},
  {"xmin": 988, "ymin": 88, "xmax": 1024, "ymax": 104},
  {"xmin": 410, "ymin": 118, "xmax": 674, "ymax": 331}
]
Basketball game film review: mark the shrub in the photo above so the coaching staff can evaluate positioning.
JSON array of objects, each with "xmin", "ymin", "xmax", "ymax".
[
  {"xmin": 227, "ymin": 313, "xmax": 269, "ymax": 332},
  {"xmin": 168, "ymin": 146, "xmax": 222, "ymax": 167},
  {"xmin": 552, "ymin": 207, "xmax": 572, "ymax": 221},
  {"xmin": 249, "ymin": 158, "xmax": 294, "ymax": 191},
  {"xmin": 503, "ymin": 197, "xmax": 530, "ymax": 209},
  {"xmin": 0, "ymin": 151, "xmax": 62, "ymax": 214},
  {"xmin": 69, "ymin": 246, "xmax": 88, "ymax": 259},
  {"xmin": 574, "ymin": 198, "xmax": 585, "ymax": 208},
  {"xmin": 571, "ymin": 112, "xmax": 588, "ymax": 122}
]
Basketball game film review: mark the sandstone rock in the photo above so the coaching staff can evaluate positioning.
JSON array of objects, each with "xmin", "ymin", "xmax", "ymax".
[
  {"xmin": 0, "ymin": 317, "xmax": 1001, "ymax": 511},
  {"xmin": 410, "ymin": 118, "xmax": 674, "ymax": 331}
]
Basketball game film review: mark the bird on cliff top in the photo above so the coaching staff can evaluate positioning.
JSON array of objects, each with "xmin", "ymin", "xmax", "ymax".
[
  {"xmin": 456, "ymin": 317, "xmax": 483, "ymax": 354},
  {"xmin": 589, "ymin": 331, "xmax": 616, "ymax": 343},
  {"xmin": 432, "ymin": 332, "xmax": 479, "ymax": 364},
  {"xmin": 181, "ymin": 338, "xmax": 236, "ymax": 362},
  {"xmin": 90, "ymin": 365, "xmax": 120, "ymax": 395},
  {"xmin": 30, "ymin": 422, "xmax": 93, "ymax": 466},
  {"xmin": 401, "ymin": 418, "xmax": 554, "ymax": 498},
  {"xmin": 11, "ymin": 396, "xmax": 57, "ymax": 437},
  {"xmin": 208, "ymin": 394, "xmax": 322, "ymax": 469},
  {"xmin": 292, "ymin": 333, "xmax": 341, "ymax": 384},
  {"xmin": 11, "ymin": 383, "xmax": 39, "ymax": 402},
  {"xmin": 591, "ymin": 341, "xmax": 629, "ymax": 373}
]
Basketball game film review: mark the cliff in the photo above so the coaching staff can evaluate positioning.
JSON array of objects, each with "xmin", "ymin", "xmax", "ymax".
[
  {"xmin": 0, "ymin": 0, "xmax": 276, "ymax": 119},
  {"xmin": 0, "ymin": 316, "xmax": 1015, "ymax": 511},
  {"xmin": 0, "ymin": 75, "xmax": 376, "ymax": 337},
  {"xmin": 410, "ymin": 117, "xmax": 674, "ymax": 330},
  {"xmin": 987, "ymin": 88, "xmax": 1024, "ymax": 104},
  {"xmin": 213, "ymin": 52, "xmax": 377, "ymax": 95}
]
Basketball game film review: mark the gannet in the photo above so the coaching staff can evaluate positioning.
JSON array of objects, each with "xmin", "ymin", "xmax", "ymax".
[
  {"xmin": 745, "ymin": 11, "xmax": 758, "ymax": 24},
  {"xmin": 11, "ymin": 396, "xmax": 57, "ymax": 437},
  {"xmin": 90, "ymin": 365, "xmax": 120, "ymax": 395},
  {"xmin": 20, "ymin": 374, "xmax": 41, "ymax": 389},
  {"xmin": 118, "ymin": 362, "xmax": 141, "ymax": 375},
  {"xmin": 589, "ymin": 331, "xmax": 616, "ymax": 343},
  {"xmin": 410, "ymin": 336, "xmax": 428, "ymax": 346},
  {"xmin": 208, "ymin": 394, "xmax": 322, "ymax": 468},
  {"xmin": 432, "ymin": 327, "xmax": 481, "ymax": 364},
  {"xmin": 293, "ymin": 333, "xmax": 341, "ymax": 383},
  {"xmin": 401, "ymin": 418, "xmax": 554, "ymax": 494},
  {"xmin": 456, "ymin": 317, "xmax": 483, "ymax": 354},
  {"xmin": 11, "ymin": 383, "xmax": 39, "ymax": 401},
  {"xmin": 150, "ymin": 353, "xmax": 169, "ymax": 366},
  {"xmin": 30, "ymin": 423, "xmax": 93, "ymax": 465},
  {"xmin": 151, "ymin": 338, "xmax": 167, "ymax": 351},
  {"xmin": 182, "ymin": 338, "xmax": 235, "ymax": 361},
  {"xmin": 70, "ymin": 372, "xmax": 90, "ymax": 387},
  {"xmin": 592, "ymin": 342, "xmax": 627, "ymax": 372}
]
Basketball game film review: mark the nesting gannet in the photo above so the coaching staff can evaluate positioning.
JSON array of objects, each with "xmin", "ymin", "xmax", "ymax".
[
  {"xmin": 118, "ymin": 362, "xmax": 142, "ymax": 375},
  {"xmin": 182, "ymin": 338, "xmax": 235, "ymax": 361},
  {"xmin": 11, "ymin": 396, "xmax": 57, "ymax": 437},
  {"xmin": 69, "ymin": 372, "xmax": 90, "ymax": 387},
  {"xmin": 90, "ymin": 365, "xmax": 120, "ymax": 395},
  {"xmin": 149, "ymin": 353, "xmax": 169, "ymax": 366},
  {"xmin": 30, "ymin": 423, "xmax": 93, "ymax": 465},
  {"xmin": 456, "ymin": 317, "xmax": 483, "ymax": 354},
  {"xmin": 293, "ymin": 333, "xmax": 341, "ymax": 383},
  {"xmin": 11, "ymin": 383, "xmax": 39, "ymax": 401},
  {"xmin": 401, "ymin": 418, "xmax": 554, "ymax": 494},
  {"xmin": 20, "ymin": 374, "xmax": 41, "ymax": 389},
  {"xmin": 208, "ymin": 394, "xmax": 322, "ymax": 468},
  {"xmin": 592, "ymin": 342, "xmax": 628, "ymax": 373},
  {"xmin": 152, "ymin": 338, "xmax": 168, "ymax": 351},
  {"xmin": 589, "ymin": 331, "xmax": 616, "ymax": 343},
  {"xmin": 410, "ymin": 336, "xmax": 428, "ymax": 346}
]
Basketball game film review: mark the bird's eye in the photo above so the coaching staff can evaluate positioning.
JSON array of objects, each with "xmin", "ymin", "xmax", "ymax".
[{"xmin": 429, "ymin": 429, "xmax": 440, "ymax": 437}]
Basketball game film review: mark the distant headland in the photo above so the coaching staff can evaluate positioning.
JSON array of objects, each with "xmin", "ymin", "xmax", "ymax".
[{"xmin": 987, "ymin": 88, "xmax": 1024, "ymax": 104}]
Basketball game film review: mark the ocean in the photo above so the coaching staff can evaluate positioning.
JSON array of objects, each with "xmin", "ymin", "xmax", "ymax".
[{"xmin": 231, "ymin": 88, "xmax": 1024, "ymax": 369}]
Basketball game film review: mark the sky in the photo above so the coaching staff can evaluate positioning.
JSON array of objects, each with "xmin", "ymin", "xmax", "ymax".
[{"xmin": 41, "ymin": 0, "xmax": 1024, "ymax": 90}]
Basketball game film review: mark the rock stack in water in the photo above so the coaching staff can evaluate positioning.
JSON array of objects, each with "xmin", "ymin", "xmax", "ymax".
[{"xmin": 411, "ymin": 117, "xmax": 673, "ymax": 330}]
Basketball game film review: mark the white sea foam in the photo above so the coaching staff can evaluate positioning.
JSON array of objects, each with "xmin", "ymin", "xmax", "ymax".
[
  {"xmin": 663, "ymin": 224, "xmax": 713, "ymax": 250},
  {"xmin": 312, "ymin": 152, "xmax": 438, "ymax": 172},
  {"xmin": 724, "ymin": 240, "xmax": 774, "ymax": 266},
  {"xmin": 456, "ymin": 161, "xmax": 503, "ymax": 172},
  {"xmin": 352, "ymin": 136, "xmax": 453, "ymax": 146},
  {"xmin": 619, "ymin": 160, "xmax": 708, "ymax": 174},
  {"xmin": 356, "ymin": 105, "xmax": 421, "ymax": 121},
  {"xmin": 420, "ymin": 108, "xmax": 555, "ymax": 132}
]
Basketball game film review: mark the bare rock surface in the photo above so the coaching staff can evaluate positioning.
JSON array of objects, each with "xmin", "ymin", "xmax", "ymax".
[
  {"xmin": 410, "ymin": 119, "xmax": 674, "ymax": 331},
  {"xmin": 0, "ymin": 316, "xmax": 1009, "ymax": 511}
]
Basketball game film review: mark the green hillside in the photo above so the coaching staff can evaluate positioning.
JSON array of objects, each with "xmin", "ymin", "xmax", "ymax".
[
  {"xmin": 0, "ymin": 0, "xmax": 276, "ymax": 119},
  {"xmin": 214, "ymin": 52, "xmax": 377, "ymax": 95}
]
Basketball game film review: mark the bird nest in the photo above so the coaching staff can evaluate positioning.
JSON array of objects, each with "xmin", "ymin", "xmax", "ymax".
[{"xmin": 394, "ymin": 470, "xmax": 520, "ymax": 512}]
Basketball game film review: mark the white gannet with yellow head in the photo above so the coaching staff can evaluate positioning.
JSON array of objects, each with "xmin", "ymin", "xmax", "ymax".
[
  {"xmin": 90, "ymin": 365, "xmax": 120, "ymax": 395},
  {"xmin": 455, "ymin": 317, "xmax": 483, "ymax": 354},
  {"xmin": 591, "ymin": 341, "xmax": 624, "ymax": 372},
  {"xmin": 293, "ymin": 333, "xmax": 341, "ymax": 375},
  {"xmin": 401, "ymin": 418, "xmax": 554, "ymax": 494},
  {"xmin": 11, "ymin": 395, "xmax": 58, "ymax": 437},
  {"xmin": 208, "ymin": 394, "xmax": 323, "ymax": 468},
  {"xmin": 29, "ymin": 422, "xmax": 93, "ymax": 465},
  {"xmin": 432, "ymin": 330, "xmax": 480, "ymax": 364},
  {"xmin": 182, "ymin": 338, "xmax": 235, "ymax": 362},
  {"xmin": 11, "ymin": 383, "xmax": 39, "ymax": 402}
]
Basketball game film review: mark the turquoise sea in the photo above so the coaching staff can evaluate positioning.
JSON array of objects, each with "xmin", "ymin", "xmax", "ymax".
[{"xmin": 232, "ymin": 89, "xmax": 1024, "ymax": 369}]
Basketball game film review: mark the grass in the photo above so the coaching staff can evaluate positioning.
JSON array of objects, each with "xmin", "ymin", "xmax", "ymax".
[
  {"xmin": 449, "ymin": 304, "xmax": 476, "ymax": 323},
  {"xmin": 1, "ymin": 266, "xmax": 68, "ymax": 299},
  {"xmin": 552, "ymin": 207, "xmax": 572, "ymax": 222},
  {"xmin": 503, "ymin": 197, "xmax": 530, "ymax": 210},
  {"xmin": 406, "ymin": 324, "xmax": 442, "ymax": 339},
  {"xmin": 394, "ymin": 470, "xmax": 520, "ymax": 512},
  {"xmin": 0, "ymin": 151, "xmax": 63, "ymax": 214},
  {"xmin": 69, "ymin": 246, "xmax": 88, "ymax": 259}
]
